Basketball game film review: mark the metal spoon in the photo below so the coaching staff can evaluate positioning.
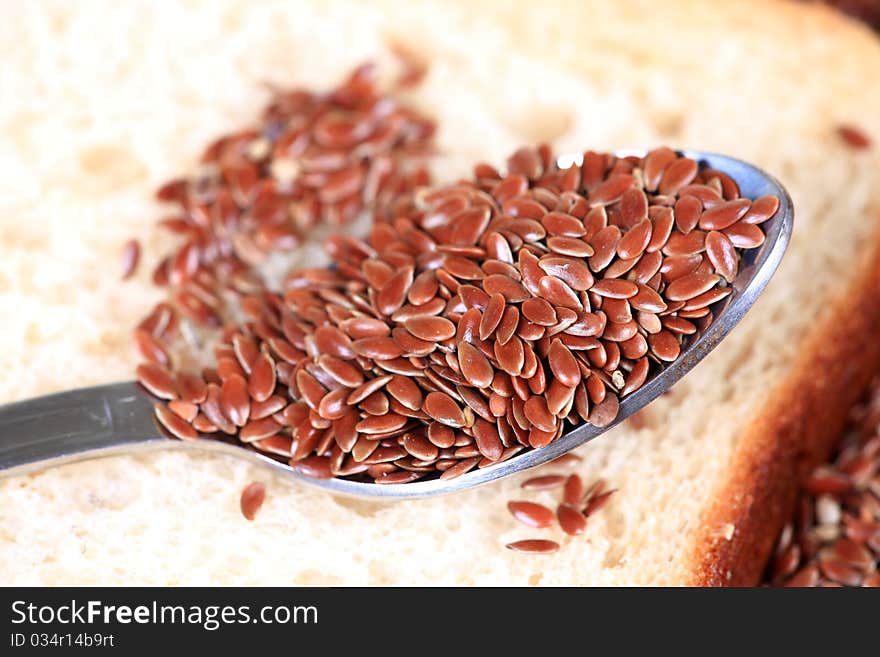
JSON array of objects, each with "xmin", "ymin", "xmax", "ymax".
[{"xmin": 0, "ymin": 149, "xmax": 793, "ymax": 498}]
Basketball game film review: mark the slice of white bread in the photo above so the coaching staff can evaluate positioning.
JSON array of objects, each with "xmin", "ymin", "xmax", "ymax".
[{"xmin": 2, "ymin": 0, "xmax": 880, "ymax": 585}]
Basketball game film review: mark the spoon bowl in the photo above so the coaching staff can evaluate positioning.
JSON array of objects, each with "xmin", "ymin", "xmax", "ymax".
[{"xmin": 0, "ymin": 149, "xmax": 793, "ymax": 498}]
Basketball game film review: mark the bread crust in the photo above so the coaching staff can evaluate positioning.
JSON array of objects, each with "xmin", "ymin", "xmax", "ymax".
[{"xmin": 690, "ymin": 219, "xmax": 880, "ymax": 586}]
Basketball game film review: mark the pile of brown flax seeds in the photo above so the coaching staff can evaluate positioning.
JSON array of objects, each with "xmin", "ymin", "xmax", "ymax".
[{"xmin": 131, "ymin": 64, "xmax": 774, "ymax": 489}]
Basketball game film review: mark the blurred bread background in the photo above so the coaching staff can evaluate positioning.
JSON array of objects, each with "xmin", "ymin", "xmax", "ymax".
[{"xmin": 1, "ymin": 0, "xmax": 879, "ymax": 585}]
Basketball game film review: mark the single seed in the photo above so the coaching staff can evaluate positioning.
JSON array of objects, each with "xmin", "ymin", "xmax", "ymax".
[
  {"xmin": 521, "ymin": 474, "xmax": 566, "ymax": 490},
  {"xmin": 472, "ymin": 418, "xmax": 504, "ymax": 461},
  {"xmin": 507, "ymin": 501, "xmax": 555, "ymax": 528},
  {"xmin": 698, "ymin": 199, "xmax": 751, "ymax": 231},
  {"xmin": 374, "ymin": 471, "xmax": 424, "ymax": 484},
  {"xmin": 402, "ymin": 433, "xmax": 439, "ymax": 461},
  {"xmin": 665, "ymin": 273, "xmax": 720, "ymax": 301},
  {"xmin": 837, "ymin": 124, "xmax": 871, "ymax": 149},
  {"xmin": 306, "ymin": 323, "xmax": 351, "ymax": 357},
  {"xmin": 620, "ymin": 188, "xmax": 648, "ymax": 224},
  {"xmin": 291, "ymin": 456, "xmax": 334, "ymax": 479},
  {"xmin": 647, "ymin": 207, "xmax": 674, "ymax": 252},
  {"xmin": 121, "ymin": 239, "xmax": 141, "ymax": 280},
  {"xmin": 240, "ymin": 482, "xmax": 266, "ymax": 521},
  {"xmin": 681, "ymin": 287, "xmax": 731, "ymax": 311},
  {"xmin": 154, "ymin": 403, "xmax": 198, "ymax": 440},
  {"xmin": 617, "ymin": 219, "xmax": 652, "ymax": 259},
  {"xmin": 386, "ymin": 376, "xmax": 424, "ymax": 411},
  {"xmin": 547, "ymin": 339, "xmax": 580, "ymax": 387},
  {"xmin": 724, "ymin": 222, "xmax": 765, "ymax": 249},
  {"xmin": 427, "ymin": 422, "xmax": 456, "ymax": 448},
  {"xmin": 658, "ymin": 157, "xmax": 698, "ymax": 195},
  {"xmin": 424, "ymin": 391, "xmax": 467, "ymax": 428},
  {"xmin": 588, "ymin": 394, "xmax": 619, "ymax": 427},
  {"xmin": 705, "ymin": 231, "xmax": 738, "ymax": 283},
  {"xmin": 563, "ymin": 474, "xmax": 584, "ymax": 506},
  {"xmin": 547, "ymin": 236, "xmax": 594, "ymax": 257},
  {"xmin": 584, "ymin": 489, "xmax": 617, "ymax": 516},
  {"xmin": 247, "ymin": 353, "xmax": 276, "ymax": 402},
  {"xmin": 538, "ymin": 276, "xmax": 582, "ymax": 310},
  {"xmin": 405, "ymin": 316, "xmax": 457, "ymax": 342},
  {"xmin": 317, "ymin": 387, "xmax": 350, "ymax": 420},
  {"xmin": 588, "ymin": 225, "xmax": 621, "ymax": 271},
  {"xmin": 505, "ymin": 539, "xmax": 560, "ymax": 554},
  {"xmin": 458, "ymin": 342, "xmax": 494, "ymax": 388},
  {"xmin": 318, "ymin": 355, "xmax": 364, "ymax": 388},
  {"xmin": 538, "ymin": 256, "xmax": 594, "ymax": 291},
  {"xmin": 134, "ymin": 329, "xmax": 171, "ymax": 366},
  {"xmin": 168, "ymin": 400, "xmax": 198, "ymax": 423},
  {"xmin": 523, "ymin": 396, "xmax": 556, "ymax": 432},
  {"xmin": 376, "ymin": 267, "xmax": 414, "ymax": 316},
  {"xmin": 589, "ymin": 173, "xmax": 634, "ymax": 206},
  {"xmin": 590, "ymin": 279, "xmax": 638, "ymax": 299},
  {"xmin": 232, "ymin": 335, "xmax": 259, "ymax": 374},
  {"xmin": 240, "ymin": 416, "xmax": 283, "ymax": 442},
  {"xmin": 743, "ymin": 195, "xmax": 779, "ymax": 225},
  {"xmin": 483, "ymin": 274, "xmax": 530, "ymax": 303},
  {"xmin": 438, "ymin": 456, "xmax": 480, "ymax": 480},
  {"xmin": 137, "ymin": 362, "xmax": 177, "ymax": 400},
  {"xmin": 341, "ymin": 316, "xmax": 392, "ymax": 339},
  {"xmin": 356, "ymin": 413, "xmax": 409, "ymax": 434},
  {"xmin": 220, "ymin": 374, "xmax": 250, "ymax": 427},
  {"xmin": 352, "ymin": 336, "xmax": 404, "ymax": 360},
  {"xmin": 557, "ymin": 504, "xmax": 587, "ymax": 536},
  {"xmin": 494, "ymin": 335, "xmax": 525, "ymax": 376},
  {"xmin": 649, "ymin": 330, "xmax": 682, "ymax": 362},
  {"xmin": 522, "ymin": 297, "xmax": 557, "ymax": 326},
  {"xmin": 630, "ymin": 284, "xmax": 666, "ymax": 313},
  {"xmin": 542, "ymin": 211, "xmax": 586, "ymax": 237}
]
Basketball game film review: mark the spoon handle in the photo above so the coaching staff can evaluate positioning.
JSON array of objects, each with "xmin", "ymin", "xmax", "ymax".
[{"xmin": 0, "ymin": 382, "xmax": 165, "ymax": 477}]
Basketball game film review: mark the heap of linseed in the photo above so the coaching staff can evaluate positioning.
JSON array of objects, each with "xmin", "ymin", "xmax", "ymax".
[
  {"xmin": 133, "ymin": 62, "xmax": 775, "ymax": 484},
  {"xmin": 765, "ymin": 376, "xmax": 880, "ymax": 587},
  {"xmin": 133, "ymin": 62, "xmax": 435, "ymax": 370}
]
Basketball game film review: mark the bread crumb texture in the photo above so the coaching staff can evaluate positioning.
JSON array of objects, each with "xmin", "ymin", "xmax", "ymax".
[{"xmin": 1, "ymin": 0, "xmax": 879, "ymax": 585}]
